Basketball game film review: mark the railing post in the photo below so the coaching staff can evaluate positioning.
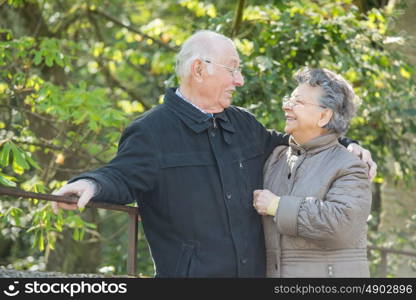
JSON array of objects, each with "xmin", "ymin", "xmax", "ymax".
[
  {"xmin": 127, "ymin": 209, "xmax": 138, "ymax": 276},
  {"xmin": 378, "ymin": 250, "xmax": 388, "ymax": 278}
]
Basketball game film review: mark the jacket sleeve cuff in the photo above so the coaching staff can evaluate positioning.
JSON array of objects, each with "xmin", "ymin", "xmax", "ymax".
[
  {"xmin": 274, "ymin": 195, "xmax": 304, "ymax": 236},
  {"xmin": 266, "ymin": 196, "xmax": 280, "ymax": 216}
]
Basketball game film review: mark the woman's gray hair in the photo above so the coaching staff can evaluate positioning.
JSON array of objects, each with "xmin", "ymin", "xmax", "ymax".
[
  {"xmin": 175, "ymin": 30, "xmax": 234, "ymax": 81},
  {"xmin": 294, "ymin": 68, "xmax": 360, "ymax": 135}
]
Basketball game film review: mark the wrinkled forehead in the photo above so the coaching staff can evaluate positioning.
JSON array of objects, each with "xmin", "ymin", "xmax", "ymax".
[
  {"xmin": 292, "ymin": 83, "xmax": 324, "ymax": 101},
  {"xmin": 227, "ymin": 56, "xmax": 241, "ymax": 66},
  {"xmin": 212, "ymin": 41, "xmax": 241, "ymax": 65}
]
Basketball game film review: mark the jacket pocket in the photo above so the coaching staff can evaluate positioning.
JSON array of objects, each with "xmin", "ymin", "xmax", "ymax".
[
  {"xmin": 174, "ymin": 242, "xmax": 196, "ymax": 277},
  {"xmin": 237, "ymin": 145, "xmax": 264, "ymax": 203},
  {"xmin": 241, "ymin": 145, "xmax": 263, "ymax": 161},
  {"xmin": 161, "ymin": 152, "xmax": 214, "ymax": 168}
]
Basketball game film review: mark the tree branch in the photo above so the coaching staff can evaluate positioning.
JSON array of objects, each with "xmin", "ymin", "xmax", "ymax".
[
  {"xmin": 11, "ymin": 138, "xmax": 62, "ymax": 151},
  {"xmin": 87, "ymin": 11, "xmax": 152, "ymax": 110},
  {"xmin": 53, "ymin": 10, "xmax": 81, "ymax": 37},
  {"xmin": 230, "ymin": 0, "xmax": 246, "ymax": 38},
  {"xmin": 20, "ymin": 107, "xmax": 61, "ymax": 132},
  {"xmin": 89, "ymin": 7, "xmax": 178, "ymax": 52},
  {"xmin": 11, "ymin": 138, "xmax": 107, "ymax": 165}
]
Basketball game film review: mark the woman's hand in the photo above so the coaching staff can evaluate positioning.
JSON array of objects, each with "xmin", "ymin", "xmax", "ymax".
[{"xmin": 253, "ymin": 189, "xmax": 279, "ymax": 216}]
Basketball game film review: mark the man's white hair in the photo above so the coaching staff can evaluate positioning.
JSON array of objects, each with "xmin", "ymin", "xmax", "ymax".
[{"xmin": 175, "ymin": 30, "xmax": 234, "ymax": 81}]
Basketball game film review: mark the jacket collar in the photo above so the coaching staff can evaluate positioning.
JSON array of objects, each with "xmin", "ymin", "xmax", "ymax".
[
  {"xmin": 213, "ymin": 110, "xmax": 235, "ymax": 134},
  {"xmin": 164, "ymin": 87, "xmax": 235, "ymax": 135},
  {"xmin": 289, "ymin": 133, "xmax": 340, "ymax": 156}
]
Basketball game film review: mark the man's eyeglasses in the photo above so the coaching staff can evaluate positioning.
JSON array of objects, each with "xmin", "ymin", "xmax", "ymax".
[
  {"xmin": 203, "ymin": 59, "xmax": 242, "ymax": 78},
  {"xmin": 282, "ymin": 96, "xmax": 326, "ymax": 109}
]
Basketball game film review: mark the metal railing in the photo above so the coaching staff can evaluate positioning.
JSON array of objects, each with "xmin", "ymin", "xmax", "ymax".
[
  {"xmin": 0, "ymin": 186, "xmax": 139, "ymax": 276},
  {"xmin": 368, "ymin": 245, "xmax": 416, "ymax": 277},
  {"xmin": 2, "ymin": 186, "xmax": 416, "ymax": 278}
]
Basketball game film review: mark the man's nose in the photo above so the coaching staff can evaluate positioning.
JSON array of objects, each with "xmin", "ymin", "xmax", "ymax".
[{"xmin": 233, "ymin": 72, "xmax": 244, "ymax": 87}]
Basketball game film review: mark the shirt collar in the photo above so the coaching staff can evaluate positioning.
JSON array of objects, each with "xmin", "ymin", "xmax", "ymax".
[
  {"xmin": 165, "ymin": 87, "xmax": 212, "ymax": 133},
  {"xmin": 164, "ymin": 87, "xmax": 235, "ymax": 135},
  {"xmin": 175, "ymin": 88, "xmax": 213, "ymax": 117}
]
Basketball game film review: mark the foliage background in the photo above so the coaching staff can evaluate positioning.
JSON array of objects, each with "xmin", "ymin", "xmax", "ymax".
[{"xmin": 0, "ymin": 0, "xmax": 415, "ymax": 277}]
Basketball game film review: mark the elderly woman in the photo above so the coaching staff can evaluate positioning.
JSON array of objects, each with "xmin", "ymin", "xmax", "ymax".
[{"xmin": 253, "ymin": 68, "xmax": 372, "ymax": 278}]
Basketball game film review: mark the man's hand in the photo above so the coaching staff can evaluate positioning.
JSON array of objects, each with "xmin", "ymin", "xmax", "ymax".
[
  {"xmin": 347, "ymin": 143, "xmax": 377, "ymax": 181},
  {"xmin": 253, "ymin": 189, "xmax": 279, "ymax": 216},
  {"xmin": 52, "ymin": 179, "xmax": 96, "ymax": 214}
]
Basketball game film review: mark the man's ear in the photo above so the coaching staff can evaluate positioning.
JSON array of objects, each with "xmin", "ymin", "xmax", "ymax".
[
  {"xmin": 191, "ymin": 59, "xmax": 203, "ymax": 82},
  {"xmin": 317, "ymin": 108, "xmax": 333, "ymax": 128}
]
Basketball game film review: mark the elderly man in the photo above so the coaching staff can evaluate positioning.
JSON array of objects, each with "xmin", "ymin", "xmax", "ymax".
[{"xmin": 53, "ymin": 30, "xmax": 376, "ymax": 277}]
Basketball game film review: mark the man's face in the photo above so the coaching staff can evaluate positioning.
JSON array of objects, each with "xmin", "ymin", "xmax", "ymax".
[{"xmin": 201, "ymin": 43, "xmax": 244, "ymax": 111}]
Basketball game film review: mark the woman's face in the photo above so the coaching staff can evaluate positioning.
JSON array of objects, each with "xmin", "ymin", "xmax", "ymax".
[{"xmin": 283, "ymin": 83, "xmax": 328, "ymax": 144}]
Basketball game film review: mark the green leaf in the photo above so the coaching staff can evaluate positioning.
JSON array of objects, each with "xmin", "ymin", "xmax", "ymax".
[
  {"xmin": 13, "ymin": 213, "xmax": 21, "ymax": 227},
  {"xmin": 89, "ymin": 120, "xmax": 99, "ymax": 131},
  {"xmin": 55, "ymin": 54, "xmax": 64, "ymax": 67},
  {"xmin": 45, "ymin": 55, "xmax": 54, "ymax": 67},
  {"xmin": 47, "ymin": 231, "xmax": 56, "ymax": 250},
  {"xmin": 27, "ymin": 225, "xmax": 41, "ymax": 233},
  {"xmin": 85, "ymin": 222, "xmax": 97, "ymax": 229},
  {"xmin": 0, "ymin": 141, "xmax": 11, "ymax": 167},
  {"xmin": 32, "ymin": 230, "xmax": 39, "ymax": 249},
  {"xmin": 24, "ymin": 153, "xmax": 40, "ymax": 169},
  {"xmin": 39, "ymin": 232, "xmax": 45, "ymax": 251},
  {"xmin": 73, "ymin": 228, "xmax": 80, "ymax": 241},
  {"xmin": 79, "ymin": 229, "xmax": 85, "ymax": 240},
  {"xmin": 10, "ymin": 143, "xmax": 30, "ymax": 170},
  {"xmin": 0, "ymin": 172, "xmax": 16, "ymax": 187},
  {"xmin": 34, "ymin": 51, "xmax": 43, "ymax": 65},
  {"xmin": 55, "ymin": 218, "xmax": 63, "ymax": 232}
]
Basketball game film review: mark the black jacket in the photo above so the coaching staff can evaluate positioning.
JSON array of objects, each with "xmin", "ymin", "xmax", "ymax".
[{"xmin": 73, "ymin": 87, "xmax": 290, "ymax": 277}]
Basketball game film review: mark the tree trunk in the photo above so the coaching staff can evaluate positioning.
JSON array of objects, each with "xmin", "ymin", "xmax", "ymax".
[
  {"xmin": 352, "ymin": 0, "xmax": 391, "ymax": 13},
  {"xmin": 371, "ymin": 182, "xmax": 382, "ymax": 231}
]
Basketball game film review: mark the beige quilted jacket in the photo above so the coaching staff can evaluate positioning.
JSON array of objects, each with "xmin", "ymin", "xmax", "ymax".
[{"xmin": 262, "ymin": 133, "xmax": 372, "ymax": 277}]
